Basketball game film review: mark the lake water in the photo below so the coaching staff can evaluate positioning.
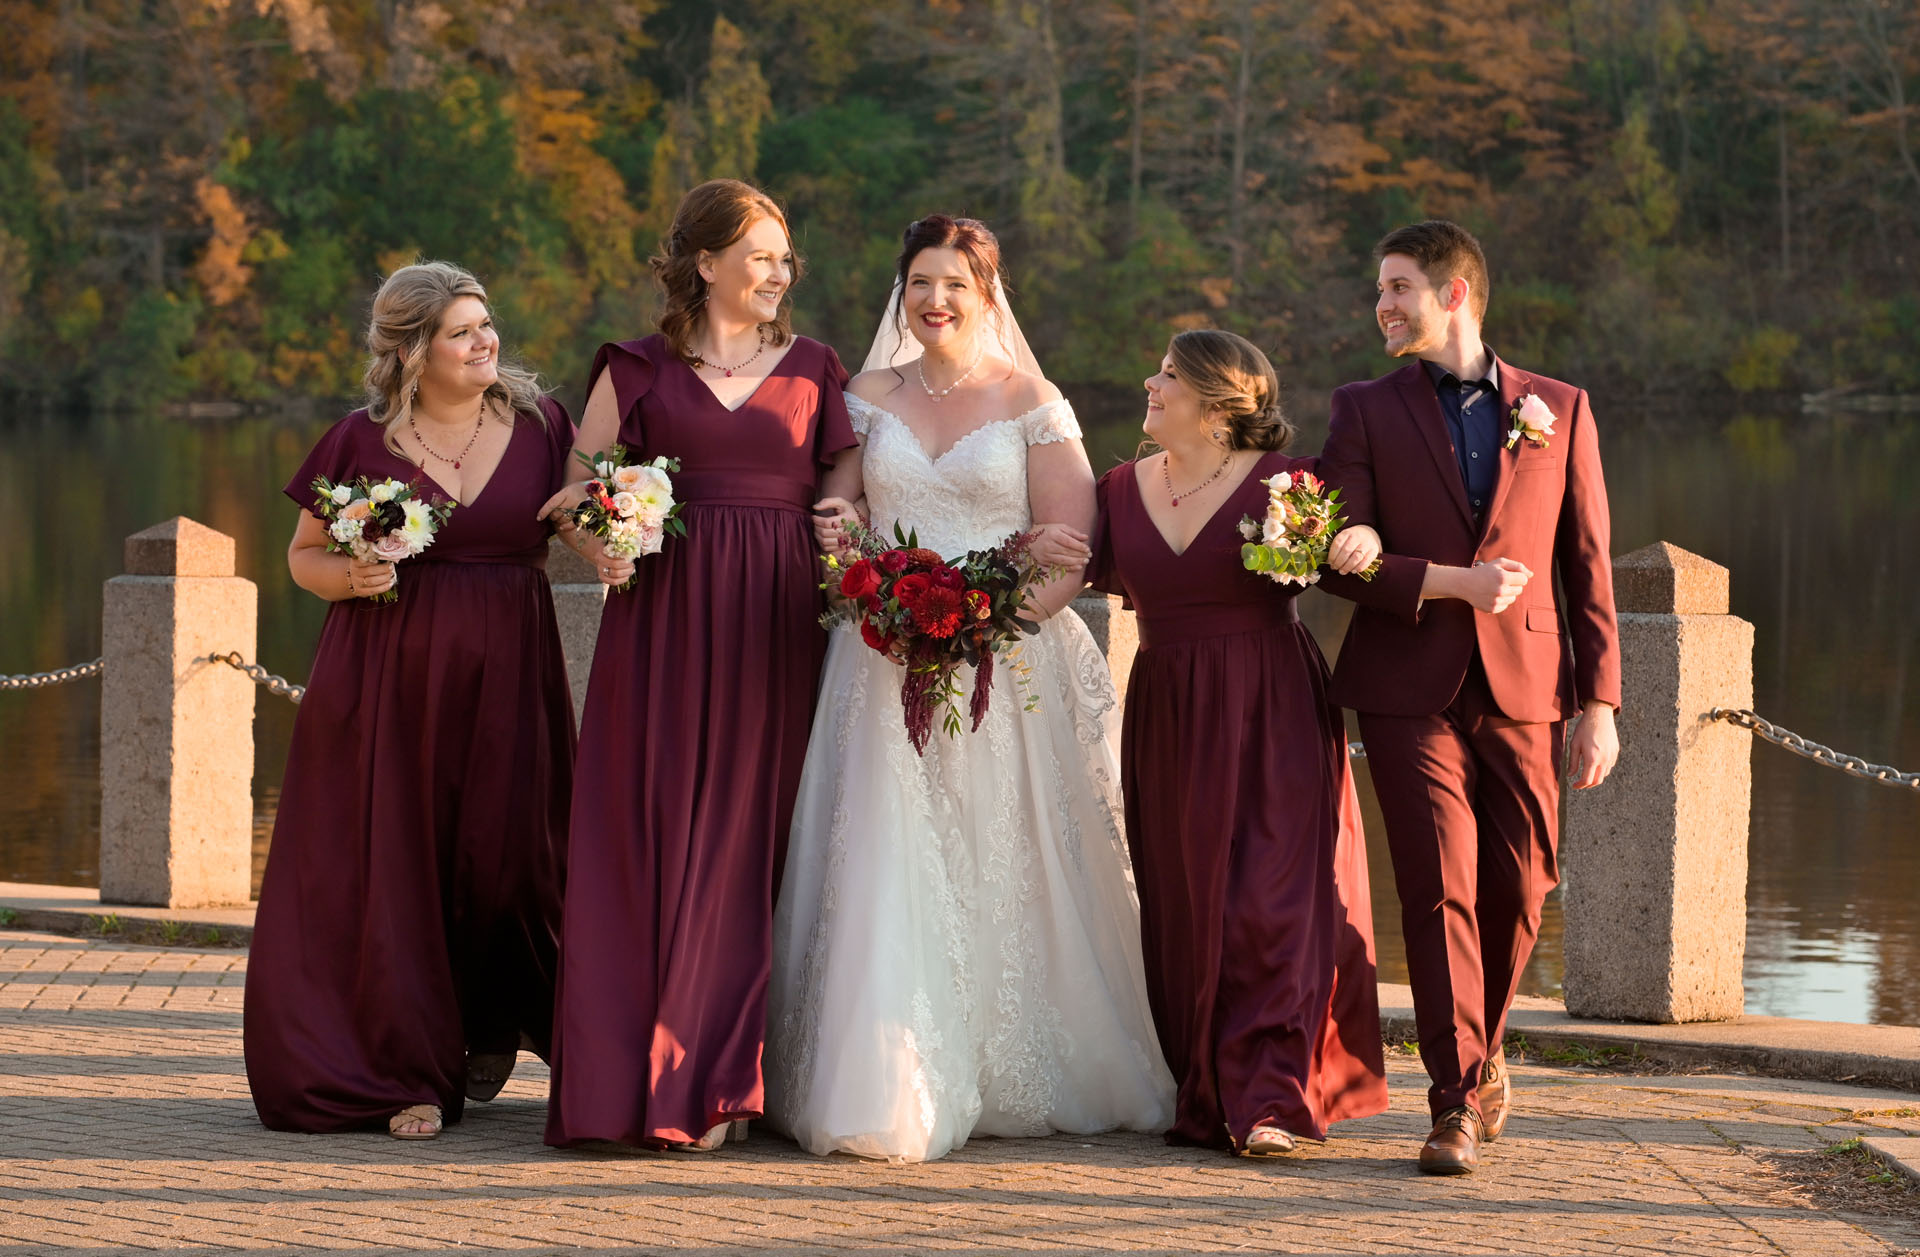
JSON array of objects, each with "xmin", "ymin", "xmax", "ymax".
[{"xmin": 1, "ymin": 395, "xmax": 1915, "ymax": 1022}]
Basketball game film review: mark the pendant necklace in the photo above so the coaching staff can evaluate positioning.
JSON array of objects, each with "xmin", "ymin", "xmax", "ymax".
[
  {"xmin": 918, "ymin": 349, "xmax": 984, "ymax": 402},
  {"xmin": 694, "ymin": 327, "xmax": 767, "ymax": 377},
  {"xmin": 410, "ymin": 398, "xmax": 487, "ymax": 470},
  {"xmin": 1163, "ymin": 449, "xmax": 1234, "ymax": 507}
]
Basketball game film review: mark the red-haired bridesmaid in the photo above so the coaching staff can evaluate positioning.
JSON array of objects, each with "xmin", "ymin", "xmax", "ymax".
[
  {"xmin": 542, "ymin": 180, "xmax": 861, "ymax": 1150},
  {"xmin": 1088, "ymin": 329, "xmax": 1390, "ymax": 1156},
  {"xmin": 246, "ymin": 262, "xmax": 576, "ymax": 1140}
]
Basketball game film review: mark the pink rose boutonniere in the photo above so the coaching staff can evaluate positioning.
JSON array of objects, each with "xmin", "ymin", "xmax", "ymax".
[{"xmin": 1506, "ymin": 393, "xmax": 1558, "ymax": 450}]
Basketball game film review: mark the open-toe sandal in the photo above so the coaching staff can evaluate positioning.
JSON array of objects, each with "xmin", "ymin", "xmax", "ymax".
[{"xmin": 388, "ymin": 1104, "xmax": 443, "ymax": 1141}]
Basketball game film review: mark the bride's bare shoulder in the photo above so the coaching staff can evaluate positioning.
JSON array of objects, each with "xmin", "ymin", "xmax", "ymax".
[
  {"xmin": 995, "ymin": 366, "xmax": 1063, "ymax": 411},
  {"xmin": 847, "ymin": 367, "xmax": 913, "ymax": 406}
]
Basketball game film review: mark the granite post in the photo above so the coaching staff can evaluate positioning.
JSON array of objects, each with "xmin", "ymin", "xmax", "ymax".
[
  {"xmin": 547, "ymin": 537, "xmax": 607, "ymax": 724},
  {"xmin": 99, "ymin": 518, "xmax": 256, "ymax": 908},
  {"xmin": 1562, "ymin": 541, "xmax": 1754, "ymax": 1023}
]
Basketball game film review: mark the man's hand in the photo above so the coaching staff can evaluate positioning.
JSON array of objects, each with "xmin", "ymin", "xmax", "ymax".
[
  {"xmin": 1424, "ymin": 558, "xmax": 1531, "ymax": 613},
  {"xmin": 1566, "ymin": 701, "xmax": 1619, "ymax": 789}
]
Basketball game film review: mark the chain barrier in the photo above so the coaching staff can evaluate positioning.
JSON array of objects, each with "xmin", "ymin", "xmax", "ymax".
[
  {"xmin": 0, "ymin": 659, "xmax": 104, "ymax": 690},
  {"xmin": 209, "ymin": 651, "xmax": 305, "ymax": 705},
  {"xmin": 1711, "ymin": 708, "xmax": 1919, "ymax": 792}
]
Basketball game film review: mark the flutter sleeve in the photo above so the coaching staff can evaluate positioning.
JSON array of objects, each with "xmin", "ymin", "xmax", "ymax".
[
  {"xmin": 587, "ymin": 339, "xmax": 657, "ymax": 450},
  {"xmin": 1086, "ymin": 462, "xmax": 1132, "ymax": 606},
  {"xmin": 282, "ymin": 411, "xmax": 370, "ymax": 515},
  {"xmin": 814, "ymin": 343, "xmax": 858, "ymax": 467},
  {"xmin": 537, "ymin": 394, "xmax": 578, "ymax": 496},
  {"xmin": 1020, "ymin": 397, "xmax": 1082, "ymax": 446}
]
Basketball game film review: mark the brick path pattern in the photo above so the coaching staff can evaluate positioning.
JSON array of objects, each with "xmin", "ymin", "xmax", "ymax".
[{"xmin": 3, "ymin": 930, "xmax": 1919, "ymax": 1255}]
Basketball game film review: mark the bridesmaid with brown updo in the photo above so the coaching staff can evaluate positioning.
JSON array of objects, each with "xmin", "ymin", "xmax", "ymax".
[
  {"xmin": 1088, "ymin": 329, "xmax": 1391, "ymax": 1157},
  {"xmin": 541, "ymin": 179, "xmax": 862, "ymax": 1151},
  {"xmin": 245, "ymin": 262, "xmax": 577, "ymax": 1140}
]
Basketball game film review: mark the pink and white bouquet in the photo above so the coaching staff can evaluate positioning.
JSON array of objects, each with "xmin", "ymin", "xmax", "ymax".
[
  {"xmin": 1237, "ymin": 468, "xmax": 1378, "ymax": 587},
  {"xmin": 571, "ymin": 445, "xmax": 684, "ymax": 591},
  {"xmin": 310, "ymin": 475, "xmax": 455, "ymax": 603}
]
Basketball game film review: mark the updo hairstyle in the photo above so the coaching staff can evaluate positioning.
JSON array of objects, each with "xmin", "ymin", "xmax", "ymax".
[
  {"xmin": 1166, "ymin": 328, "xmax": 1295, "ymax": 451},
  {"xmin": 876, "ymin": 215, "xmax": 1008, "ymax": 387},
  {"xmin": 362, "ymin": 260, "xmax": 544, "ymax": 453},
  {"xmin": 652, "ymin": 178, "xmax": 800, "ymax": 364}
]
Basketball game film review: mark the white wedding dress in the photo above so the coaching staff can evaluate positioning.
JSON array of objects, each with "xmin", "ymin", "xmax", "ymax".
[{"xmin": 765, "ymin": 392, "xmax": 1175, "ymax": 1162}]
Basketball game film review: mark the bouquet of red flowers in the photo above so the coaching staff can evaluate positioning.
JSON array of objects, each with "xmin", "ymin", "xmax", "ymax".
[{"xmin": 824, "ymin": 522, "xmax": 1048, "ymax": 755}]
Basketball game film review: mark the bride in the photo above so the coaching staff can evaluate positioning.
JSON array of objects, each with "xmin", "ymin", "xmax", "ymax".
[{"xmin": 765, "ymin": 215, "xmax": 1175, "ymax": 1162}]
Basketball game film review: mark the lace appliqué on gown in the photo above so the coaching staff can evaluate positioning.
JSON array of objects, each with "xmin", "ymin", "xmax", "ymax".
[{"xmin": 765, "ymin": 392, "xmax": 1174, "ymax": 1162}]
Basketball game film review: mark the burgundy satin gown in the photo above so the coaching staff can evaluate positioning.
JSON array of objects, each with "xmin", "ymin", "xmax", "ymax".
[
  {"xmin": 1089, "ymin": 451, "xmax": 1389, "ymax": 1149},
  {"xmin": 545, "ymin": 334, "xmax": 856, "ymax": 1148},
  {"xmin": 245, "ymin": 399, "xmax": 577, "ymax": 1132}
]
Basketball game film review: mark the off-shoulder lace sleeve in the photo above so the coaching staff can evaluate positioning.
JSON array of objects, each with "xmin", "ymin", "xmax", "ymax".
[
  {"xmin": 1020, "ymin": 398, "xmax": 1081, "ymax": 446},
  {"xmin": 844, "ymin": 392, "xmax": 885, "ymax": 437}
]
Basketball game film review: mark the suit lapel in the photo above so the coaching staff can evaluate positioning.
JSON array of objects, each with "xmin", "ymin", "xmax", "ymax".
[
  {"xmin": 1392, "ymin": 366, "xmax": 1475, "ymax": 531},
  {"xmin": 1481, "ymin": 356, "xmax": 1531, "ymax": 539}
]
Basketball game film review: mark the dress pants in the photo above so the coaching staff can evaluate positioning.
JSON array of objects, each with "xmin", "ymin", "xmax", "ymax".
[{"xmin": 1357, "ymin": 656, "xmax": 1565, "ymax": 1119}]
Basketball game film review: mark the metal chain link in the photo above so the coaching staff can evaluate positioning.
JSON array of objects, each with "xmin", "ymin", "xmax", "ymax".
[
  {"xmin": 1711, "ymin": 707, "xmax": 1919, "ymax": 792},
  {"xmin": 0, "ymin": 658, "xmax": 104, "ymax": 690},
  {"xmin": 210, "ymin": 651, "xmax": 305, "ymax": 705}
]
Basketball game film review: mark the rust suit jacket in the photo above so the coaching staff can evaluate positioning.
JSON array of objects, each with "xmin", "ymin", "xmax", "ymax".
[{"xmin": 1315, "ymin": 357, "xmax": 1621, "ymax": 723}]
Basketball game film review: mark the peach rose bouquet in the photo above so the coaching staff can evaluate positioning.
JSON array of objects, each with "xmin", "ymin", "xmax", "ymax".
[{"xmin": 570, "ymin": 445, "xmax": 684, "ymax": 591}]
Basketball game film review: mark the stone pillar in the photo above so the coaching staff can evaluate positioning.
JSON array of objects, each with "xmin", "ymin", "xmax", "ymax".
[
  {"xmin": 99, "ymin": 518, "xmax": 256, "ymax": 908},
  {"xmin": 1069, "ymin": 590, "xmax": 1111, "ymax": 654},
  {"xmin": 547, "ymin": 537, "xmax": 607, "ymax": 724},
  {"xmin": 1562, "ymin": 541, "xmax": 1754, "ymax": 1023}
]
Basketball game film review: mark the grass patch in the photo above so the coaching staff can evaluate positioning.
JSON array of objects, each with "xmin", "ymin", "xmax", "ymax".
[
  {"xmin": 0, "ymin": 907, "xmax": 16, "ymax": 928},
  {"xmin": 200, "ymin": 927, "xmax": 223, "ymax": 946},
  {"xmin": 88, "ymin": 913, "xmax": 122, "ymax": 936},
  {"xmin": 158, "ymin": 920, "xmax": 186, "ymax": 945}
]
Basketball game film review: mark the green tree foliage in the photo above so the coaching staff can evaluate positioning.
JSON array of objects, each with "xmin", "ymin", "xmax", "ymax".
[{"xmin": 0, "ymin": 0, "xmax": 1915, "ymax": 407}]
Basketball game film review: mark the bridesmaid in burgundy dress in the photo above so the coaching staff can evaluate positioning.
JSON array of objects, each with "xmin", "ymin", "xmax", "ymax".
[
  {"xmin": 245, "ymin": 262, "xmax": 578, "ymax": 1139},
  {"xmin": 542, "ymin": 180, "xmax": 862, "ymax": 1151},
  {"xmin": 1088, "ymin": 329, "xmax": 1391, "ymax": 1156}
]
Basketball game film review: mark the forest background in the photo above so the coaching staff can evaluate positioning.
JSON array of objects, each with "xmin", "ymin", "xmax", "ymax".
[{"xmin": 2, "ymin": 0, "xmax": 1917, "ymax": 411}]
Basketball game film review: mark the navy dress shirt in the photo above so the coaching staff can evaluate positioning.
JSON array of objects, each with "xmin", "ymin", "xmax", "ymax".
[{"xmin": 1423, "ymin": 355, "xmax": 1501, "ymax": 521}]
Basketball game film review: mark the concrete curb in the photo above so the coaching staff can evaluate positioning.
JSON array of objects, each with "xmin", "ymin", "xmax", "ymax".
[
  {"xmin": 0, "ymin": 881, "xmax": 252, "ymax": 947},
  {"xmin": 1380, "ymin": 983, "xmax": 1920, "ymax": 1092}
]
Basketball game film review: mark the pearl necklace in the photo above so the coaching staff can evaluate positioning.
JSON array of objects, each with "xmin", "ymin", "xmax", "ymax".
[
  {"xmin": 918, "ymin": 350, "xmax": 984, "ymax": 402},
  {"xmin": 1162, "ymin": 448, "xmax": 1235, "ymax": 507},
  {"xmin": 693, "ymin": 326, "xmax": 766, "ymax": 377}
]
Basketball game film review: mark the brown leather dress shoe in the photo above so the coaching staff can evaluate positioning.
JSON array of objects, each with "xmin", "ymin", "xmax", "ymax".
[
  {"xmin": 1478, "ymin": 1048, "xmax": 1511, "ymax": 1142},
  {"xmin": 1418, "ymin": 1106, "xmax": 1482, "ymax": 1175}
]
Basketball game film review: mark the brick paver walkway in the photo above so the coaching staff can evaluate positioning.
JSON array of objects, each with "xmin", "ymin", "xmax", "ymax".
[{"xmin": 4, "ymin": 930, "xmax": 1919, "ymax": 1255}]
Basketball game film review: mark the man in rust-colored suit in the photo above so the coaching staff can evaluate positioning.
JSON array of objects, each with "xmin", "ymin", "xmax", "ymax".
[{"xmin": 1317, "ymin": 221, "xmax": 1621, "ymax": 1174}]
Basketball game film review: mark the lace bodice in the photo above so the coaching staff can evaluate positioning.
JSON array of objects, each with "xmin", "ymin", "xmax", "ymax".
[{"xmin": 846, "ymin": 394, "xmax": 1081, "ymax": 557}]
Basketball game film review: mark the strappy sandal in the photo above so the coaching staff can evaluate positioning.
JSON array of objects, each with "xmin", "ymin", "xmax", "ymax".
[
  {"xmin": 388, "ymin": 1104, "xmax": 443, "ymax": 1141},
  {"xmin": 1241, "ymin": 1124, "xmax": 1297, "ymax": 1157},
  {"xmin": 465, "ymin": 1052, "xmax": 517, "ymax": 1103}
]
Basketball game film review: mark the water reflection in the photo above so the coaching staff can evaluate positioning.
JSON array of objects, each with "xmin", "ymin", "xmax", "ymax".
[{"xmin": 0, "ymin": 395, "xmax": 1914, "ymax": 1023}]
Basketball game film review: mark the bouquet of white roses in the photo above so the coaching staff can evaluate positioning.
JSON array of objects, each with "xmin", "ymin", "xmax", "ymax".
[
  {"xmin": 309, "ymin": 475, "xmax": 455, "ymax": 603},
  {"xmin": 571, "ymin": 446, "xmax": 684, "ymax": 591},
  {"xmin": 1237, "ymin": 469, "xmax": 1379, "ymax": 588}
]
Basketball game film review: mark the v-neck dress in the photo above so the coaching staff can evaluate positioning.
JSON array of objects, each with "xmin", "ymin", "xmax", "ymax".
[
  {"xmin": 546, "ymin": 333, "xmax": 858, "ymax": 1149},
  {"xmin": 245, "ymin": 398, "xmax": 577, "ymax": 1133},
  {"xmin": 1087, "ymin": 451, "xmax": 1388, "ymax": 1149}
]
